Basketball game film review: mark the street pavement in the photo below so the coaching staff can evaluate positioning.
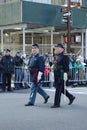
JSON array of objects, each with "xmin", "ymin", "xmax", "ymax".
[{"xmin": 0, "ymin": 86, "xmax": 87, "ymax": 130}]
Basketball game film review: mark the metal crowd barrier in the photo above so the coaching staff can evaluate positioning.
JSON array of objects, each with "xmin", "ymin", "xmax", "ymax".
[
  {"xmin": 0, "ymin": 66, "xmax": 51, "ymax": 84},
  {"xmin": 13, "ymin": 66, "xmax": 52, "ymax": 88},
  {"xmin": 68, "ymin": 66, "xmax": 87, "ymax": 84},
  {"xmin": 0, "ymin": 66, "xmax": 87, "ymax": 89}
]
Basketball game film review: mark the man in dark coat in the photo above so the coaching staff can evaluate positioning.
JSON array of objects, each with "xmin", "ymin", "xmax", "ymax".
[
  {"xmin": 25, "ymin": 43, "xmax": 49, "ymax": 106},
  {"xmin": 1, "ymin": 49, "xmax": 14, "ymax": 92},
  {"xmin": 51, "ymin": 43, "xmax": 75, "ymax": 108}
]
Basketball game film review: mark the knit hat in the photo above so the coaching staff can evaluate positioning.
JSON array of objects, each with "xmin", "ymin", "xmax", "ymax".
[
  {"xmin": 16, "ymin": 50, "xmax": 21, "ymax": 54},
  {"xmin": 26, "ymin": 53, "xmax": 30, "ymax": 57}
]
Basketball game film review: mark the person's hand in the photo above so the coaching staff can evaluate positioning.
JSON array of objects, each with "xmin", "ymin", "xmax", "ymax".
[
  {"xmin": 64, "ymin": 73, "xmax": 68, "ymax": 81},
  {"xmin": 37, "ymin": 71, "xmax": 43, "ymax": 82},
  {"xmin": 25, "ymin": 66, "xmax": 28, "ymax": 69}
]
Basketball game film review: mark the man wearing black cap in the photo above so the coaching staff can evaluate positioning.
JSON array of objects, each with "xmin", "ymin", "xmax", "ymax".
[
  {"xmin": 1, "ymin": 49, "xmax": 14, "ymax": 92},
  {"xmin": 25, "ymin": 43, "xmax": 49, "ymax": 106},
  {"xmin": 51, "ymin": 43, "xmax": 75, "ymax": 108}
]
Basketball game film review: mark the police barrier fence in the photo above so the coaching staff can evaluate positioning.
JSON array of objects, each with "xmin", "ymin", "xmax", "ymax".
[
  {"xmin": 0, "ymin": 66, "xmax": 87, "ymax": 89},
  {"xmin": 13, "ymin": 66, "xmax": 54, "ymax": 88},
  {"xmin": 68, "ymin": 66, "xmax": 87, "ymax": 85}
]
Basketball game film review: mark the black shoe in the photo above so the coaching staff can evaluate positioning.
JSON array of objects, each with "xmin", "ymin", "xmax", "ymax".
[
  {"xmin": 44, "ymin": 96, "xmax": 50, "ymax": 104},
  {"xmin": 51, "ymin": 105, "xmax": 60, "ymax": 108},
  {"xmin": 24, "ymin": 103, "xmax": 34, "ymax": 106},
  {"xmin": 68, "ymin": 96, "xmax": 75, "ymax": 105}
]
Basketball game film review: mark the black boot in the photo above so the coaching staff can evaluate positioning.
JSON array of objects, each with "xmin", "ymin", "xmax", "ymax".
[
  {"xmin": 68, "ymin": 96, "xmax": 75, "ymax": 105},
  {"xmin": 44, "ymin": 96, "xmax": 50, "ymax": 104}
]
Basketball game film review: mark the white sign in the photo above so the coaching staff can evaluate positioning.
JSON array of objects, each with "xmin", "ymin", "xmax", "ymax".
[
  {"xmin": 63, "ymin": 12, "xmax": 71, "ymax": 17},
  {"xmin": 75, "ymin": 35, "xmax": 81, "ymax": 42}
]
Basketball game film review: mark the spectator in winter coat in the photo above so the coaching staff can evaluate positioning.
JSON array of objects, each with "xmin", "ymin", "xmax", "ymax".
[{"xmin": 1, "ymin": 49, "xmax": 14, "ymax": 92}]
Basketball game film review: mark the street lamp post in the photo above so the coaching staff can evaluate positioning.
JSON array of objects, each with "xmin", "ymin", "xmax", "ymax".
[
  {"xmin": 61, "ymin": 0, "xmax": 82, "ymax": 53},
  {"xmin": 67, "ymin": 0, "xmax": 71, "ymax": 53}
]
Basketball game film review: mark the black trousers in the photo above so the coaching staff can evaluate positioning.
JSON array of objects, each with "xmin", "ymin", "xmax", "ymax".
[
  {"xmin": 54, "ymin": 81, "xmax": 73, "ymax": 106},
  {"xmin": 2, "ymin": 73, "xmax": 12, "ymax": 91}
]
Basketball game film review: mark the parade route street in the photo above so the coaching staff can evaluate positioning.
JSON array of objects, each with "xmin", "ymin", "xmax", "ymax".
[{"xmin": 0, "ymin": 87, "xmax": 87, "ymax": 130}]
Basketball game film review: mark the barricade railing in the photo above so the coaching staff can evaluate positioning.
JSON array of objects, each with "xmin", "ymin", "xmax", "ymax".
[
  {"xmin": 0, "ymin": 66, "xmax": 87, "ymax": 89},
  {"xmin": 68, "ymin": 66, "xmax": 87, "ymax": 84},
  {"xmin": 0, "ymin": 66, "xmax": 51, "ymax": 86},
  {"xmin": 13, "ymin": 66, "xmax": 52, "ymax": 88}
]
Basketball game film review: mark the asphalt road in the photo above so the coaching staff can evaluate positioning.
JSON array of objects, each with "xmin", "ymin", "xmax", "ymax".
[{"xmin": 0, "ymin": 87, "xmax": 87, "ymax": 130}]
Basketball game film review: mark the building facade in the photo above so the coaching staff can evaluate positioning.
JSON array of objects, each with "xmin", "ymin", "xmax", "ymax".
[{"xmin": 0, "ymin": 0, "xmax": 87, "ymax": 59}]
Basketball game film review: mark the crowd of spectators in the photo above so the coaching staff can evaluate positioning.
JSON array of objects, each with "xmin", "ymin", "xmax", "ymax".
[
  {"xmin": 68, "ymin": 54, "xmax": 87, "ymax": 86},
  {"xmin": 0, "ymin": 49, "xmax": 87, "ymax": 92}
]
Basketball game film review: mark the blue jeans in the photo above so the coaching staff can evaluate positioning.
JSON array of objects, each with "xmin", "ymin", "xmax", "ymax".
[{"xmin": 28, "ymin": 82, "xmax": 49, "ymax": 104}]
